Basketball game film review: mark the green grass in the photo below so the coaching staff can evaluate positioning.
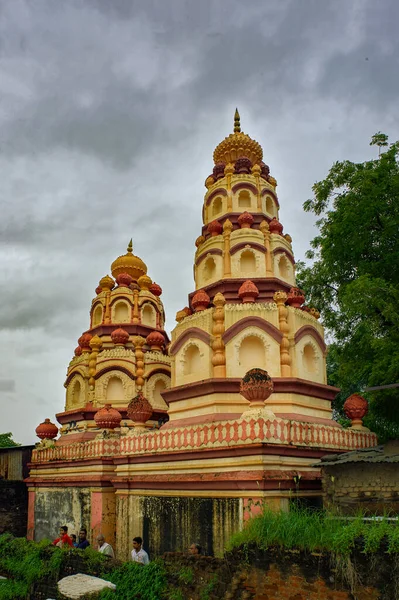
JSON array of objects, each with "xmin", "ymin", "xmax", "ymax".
[
  {"xmin": 99, "ymin": 560, "xmax": 168, "ymax": 600},
  {"xmin": 227, "ymin": 507, "xmax": 399, "ymax": 556}
]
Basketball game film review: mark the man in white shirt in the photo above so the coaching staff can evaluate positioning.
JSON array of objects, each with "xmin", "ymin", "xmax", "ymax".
[
  {"xmin": 131, "ymin": 536, "xmax": 150, "ymax": 565},
  {"xmin": 96, "ymin": 534, "xmax": 115, "ymax": 558}
]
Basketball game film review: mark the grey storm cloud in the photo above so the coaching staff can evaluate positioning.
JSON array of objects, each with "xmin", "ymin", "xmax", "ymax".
[{"xmin": 0, "ymin": 0, "xmax": 398, "ymax": 443}]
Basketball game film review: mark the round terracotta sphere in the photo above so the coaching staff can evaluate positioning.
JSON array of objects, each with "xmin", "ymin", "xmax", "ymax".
[
  {"xmin": 116, "ymin": 272, "xmax": 133, "ymax": 287},
  {"xmin": 344, "ymin": 394, "xmax": 368, "ymax": 423},
  {"xmin": 149, "ymin": 282, "xmax": 162, "ymax": 297},
  {"xmin": 127, "ymin": 391, "xmax": 153, "ymax": 424},
  {"xmin": 35, "ymin": 418, "xmax": 58, "ymax": 440},
  {"xmin": 238, "ymin": 280, "xmax": 259, "ymax": 303},
  {"xmin": 269, "ymin": 217, "xmax": 283, "ymax": 235},
  {"xmin": 111, "ymin": 327, "xmax": 129, "ymax": 345},
  {"xmin": 192, "ymin": 290, "xmax": 210, "ymax": 312}
]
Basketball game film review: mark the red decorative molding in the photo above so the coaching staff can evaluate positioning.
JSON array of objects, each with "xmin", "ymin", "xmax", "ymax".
[
  {"xmin": 109, "ymin": 296, "xmax": 134, "ymax": 308},
  {"xmin": 205, "ymin": 188, "xmax": 227, "ymax": 207},
  {"xmin": 230, "ymin": 242, "xmax": 266, "ymax": 255},
  {"xmin": 87, "ymin": 324, "xmax": 170, "ymax": 343},
  {"xmin": 94, "ymin": 365, "xmax": 136, "ymax": 381},
  {"xmin": 168, "ymin": 327, "xmax": 211, "ymax": 356},
  {"xmin": 294, "ymin": 326, "xmax": 327, "ymax": 354},
  {"xmin": 201, "ymin": 213, "xmax": 271, "ymax": 239},
  {"xmin": 188, "ymin": 277, "xmax": 291, "ymax": 305},
  {"xmin": 272, "ymin": 248, "xmax": 295, "ymax": 265},
  {"xmin": 223, "ymin": 317, "xmax": 283, "ymax": 344},
  {"xmin": 232, "ymin": 182, "xmax": 258, "ymax": 195},
  {"xmin": 195, "ymin": 248, "xmax": 223, "ymax": 267}
]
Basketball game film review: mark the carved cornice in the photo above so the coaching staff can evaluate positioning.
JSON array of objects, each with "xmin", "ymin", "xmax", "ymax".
[
  {"xmin": 223, "ymin": 316, "xmax": 283, "ymax": 344},
  {"xmin": 169, "ymin": 327, "xmax": 211, "ymax": 356},
  {"xmin": 230, "ymin": 242, "xmax": 266, "ymax": 255},
  {"xmin": 294, "ymin": 326, "xmax": 327, "ymax": 354},
  {"xmin": 231, "ymin": 182, "xmax": 258, "ymax": 195},
  {"xmin": 272, "ymin": 248, "xmax": 295, "ymax": 265},
  {"xmin": 205, "ymin": 187, "xmax": 228, "ymax": 207},
  {"xmin": 195, "ymin": 248, "xmax": 223, "ymax": 266}
]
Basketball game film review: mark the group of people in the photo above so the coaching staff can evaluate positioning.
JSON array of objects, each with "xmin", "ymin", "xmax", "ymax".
[
  {"xmin": 52, "ymin": 526, "xmax": 149, "ymax": 564},
  {"xmin": 52, "ymin": 526, "xmax": 203, "ymax": 562}
]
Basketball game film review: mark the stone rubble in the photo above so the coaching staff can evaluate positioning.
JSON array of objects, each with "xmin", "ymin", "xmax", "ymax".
[{"xmin": 57, "ymin": 573, "xmax": 116, "ymax": 599}]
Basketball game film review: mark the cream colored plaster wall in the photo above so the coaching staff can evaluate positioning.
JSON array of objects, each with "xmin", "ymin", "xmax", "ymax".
[
  {"xmin": 96, "ymin": 369, "xmax": 135, "ymax": 405},
  {"xmin": 267, "ymin": 391, "xmax": 333, "ymax": 420},
  {"xmin": 225, "ymin": 326, "xmax": 282, "ymax": 378},
  {"xmin": 174, "ymin": 338, "xmax": 212, "ymax": 386},
  {"xmin": 167, "ymin": 392, "xmax": 248, "ymax": 421},
  {"xmin": 231, "ymin": 247, "xmax": 265, "ymax": 279},
  {"xmin": 288, "ymin": 308, "xmax": 325, "ymax": 339},
  {"xmin": 224, "ymin": 302, "xmax": 279, "ymax": 330},
  {"xmin": 293, "ymin": 335, "xmax": 326, "ymax": 384},
  {"xmin": 196, "ymin": 253, "xmax": 224, "ymax": 288},
  {"xmin": 172, "ymin": 308, "xmax": 213, "ymax": 342}
]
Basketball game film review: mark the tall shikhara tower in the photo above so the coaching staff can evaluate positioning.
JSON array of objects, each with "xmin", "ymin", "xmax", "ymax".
[{"xmin": 28, "ymin": 112, "xmax": 376, "ymax": 560}]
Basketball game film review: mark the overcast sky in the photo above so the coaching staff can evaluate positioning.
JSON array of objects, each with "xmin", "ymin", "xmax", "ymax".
[{"xmin": 1, "ymin": 0, "xmax": 398, "ymax": 445}]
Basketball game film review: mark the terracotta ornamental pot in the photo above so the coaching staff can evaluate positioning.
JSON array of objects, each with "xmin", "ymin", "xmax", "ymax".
[
  {"xmin": 127, "ymin": 391, "xmax": 153, "ymax": 425},
  {"xmin": 94, "ymin": 404, "xmax": 122, "ymax": 430},
  {"xmin": 35, "ymin": 418, "xmax": 59, "ymax": 440},
  {"xmin": 240, "ymin": 368, "xmax": 274, "ymax": 407}
]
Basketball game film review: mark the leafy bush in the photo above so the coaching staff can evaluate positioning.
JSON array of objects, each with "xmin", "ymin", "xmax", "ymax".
[{"xmin": 100, "ymin": 560, "xmax": 167, "ymax": 600}]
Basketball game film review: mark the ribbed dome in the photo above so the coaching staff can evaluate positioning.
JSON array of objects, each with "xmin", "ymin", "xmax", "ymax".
[
  {"xmin": 213, "ymin": 109, "xmax": 263, "ymax": 166},
  {"xmin": 111, "ymin": 240, "xmax": 147, "ymax": 281}
]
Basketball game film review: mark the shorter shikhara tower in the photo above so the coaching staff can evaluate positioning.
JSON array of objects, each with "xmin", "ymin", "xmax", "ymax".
[{"xmin": 28, "ymin": 112, "xmax": 376, "ymax": 559}]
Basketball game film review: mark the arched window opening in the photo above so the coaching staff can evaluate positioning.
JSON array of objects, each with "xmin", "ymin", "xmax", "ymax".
[
  {"xmin": 240, "ymin": 250, "xmax": 256, "ymax": 274},
  {"xmin": 106, "ymin": 376, "xmax": 125, "ymax": 402},
  {"xmin": 278, "ymin": 255, "xmax": 290, "ymax": 280},
  {"xmin": 153, "ymin": 379, "xmax": 167, "ymax": 406},
  {"xmin": 239, "ymin": 336, "xmax": 265, "ymax": 371},
  {"xmin": 92, "ymin": 305, "xmax": 103, "ymax": 327},
  {"xmin": 212, "ymin": 197, "xmax": 223, "ymax": 216},
  {"xmin": 142, "ymin": 304, "xmax": 156, "ymax": 327},
  {"xmin": 114, "ymin": 301, "xmax": 129, "ymax": 323},
  {"xmin": 238, "ymin": 190, "xmax": 251, "ymax": 208},
  {"xmin": 303, "ymin": 344, "xmax": 317, "ymax": 373},
  {"xmin": 71, "ymin": 380, "xmax": 82, "ymax": 405},
  {"xmin": 184, "ymin": 345, "xmax": 201, "ymax": 376},
  {"xmin": 265, "ymin": 196, "xmax": 274, "ymax": 215},
  {"xmin": 203, "ymin": 257, "xmax": 216, "ymax": 281}
]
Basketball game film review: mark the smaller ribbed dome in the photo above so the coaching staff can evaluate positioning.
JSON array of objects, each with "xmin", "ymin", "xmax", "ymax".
[{"xmin": 111, "ymin": 240, "xmax": 147, "ymax": 281}]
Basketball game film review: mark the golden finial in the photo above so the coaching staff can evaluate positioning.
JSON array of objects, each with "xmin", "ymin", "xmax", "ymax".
[
  {"xmin": 127, "ymin": 239, "xmax": 133, "ymax": 253},
  {"xmin": 234, "ymin": 108, "xmax": 241, "ymax": 133}
]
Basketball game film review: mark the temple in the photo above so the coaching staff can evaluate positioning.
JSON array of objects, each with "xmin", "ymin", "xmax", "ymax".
[{"xmin": 27, "ymin": 111, "xmax": 377, "ymax": 558}]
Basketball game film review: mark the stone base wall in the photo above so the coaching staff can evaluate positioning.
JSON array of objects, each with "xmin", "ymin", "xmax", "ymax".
[
  {"xmin": 0, "ymin": 481, "xmax": 28, "ymax": 537},
  {"xmin": 322, "ymin": 463, "xmax": 399, "ymax": 515}
]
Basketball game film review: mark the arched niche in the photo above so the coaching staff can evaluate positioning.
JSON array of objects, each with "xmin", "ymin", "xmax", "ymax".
[
  {"xmin": 212, "ymin": 196, "xmax": 223, "ymax": 217},
  {"xmin": 240, "ymin": 249, "xmax": 257, "ymax": 275},
  {"xmin": 68, "ymin": 376, "xmax": 84, "ymax": 407},
  {"xmin": 277, "ymin": 254, "xmax": 291, "ymax": 281},
  {"xmin": 106, "ymin": 376, "xmax": 125, "ymax": 403},
  {"xmin": 239, "ymin": 335, "xmax": 266, "ymax": 371},
  {"xmin": 238, "ymin": 190, "xmax": 251, "ymax": 209},
  {"xmin": 113, "ymin": 300, "xmax": 130, "ymax": 323},
  {"xmin": 146, "ymin": 374, "xmax": 170, "ymax": 410},
  {"xmin": 203, "ymin": 256, "xmax": 216, "ymax": 282},
  {"xmin": 141, "ymin": 303, "xmax": 157, "ymax": 327},
  {"xmin": 265, "ymin": 196, "xmax": 275, "ymax": 216},
  {"xmin": 92, "ymin": 304, "xmax": 103, "ymax": 327},
  {"xmin": 184, "ymin": 344, "xmax": 201, "ymax": 376}
]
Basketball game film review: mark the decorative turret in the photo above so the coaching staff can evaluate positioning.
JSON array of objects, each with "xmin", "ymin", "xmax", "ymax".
[
  {"xmin": 58, "ymin": 239, "xmax": 171, "ymax": 442},
  {"xmin": 192, "ymin": 110, "xmax": 294, "ymax": 301}
]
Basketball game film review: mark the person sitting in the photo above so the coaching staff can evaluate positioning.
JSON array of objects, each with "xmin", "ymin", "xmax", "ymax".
[
  {"xmin": 71, "ymin": 534, "xmax": 78, "ymax": 548},
  {"xmin": 96, "ymin": 534, "xmax": 115, "ymax": 558},
  {"xmin": 76, "ymin": 528, "xmax": 90, "ymax": 550},
  {"xmin": 52, "ymin": 526, "xmax": 73, "ymax": 548},
  {"xmin": 131, "ymin": 536, "xmax": 150, "ymax": 565},
  {"xmin": 188, "ymin": 543, "xmax": 202, "ymax": 555}
]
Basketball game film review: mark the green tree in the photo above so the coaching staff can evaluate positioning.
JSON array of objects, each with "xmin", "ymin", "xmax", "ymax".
[
  {"xmin": 0, "ymin": 432, "xmax": 21, "ymax": 447},
  {"xmin": 297, "ymin": 135, "xmax": 399, "ymax": 442}
]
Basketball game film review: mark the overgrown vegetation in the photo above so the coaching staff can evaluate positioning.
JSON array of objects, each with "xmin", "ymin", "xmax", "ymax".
[
  {"xmin": 228, "ymin": 507, "xmax": 399, "ymax": 556},
  {"xmin": 0, "ymin": 433, "xmax": 20, "ymax": 448},
  {"xmin": 1, "ymin": 511, "xmax": 398, "ymax": 599}
]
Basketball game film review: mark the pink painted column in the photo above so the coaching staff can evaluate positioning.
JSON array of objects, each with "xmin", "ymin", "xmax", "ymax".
[
  {"xmin": 91, "ymin": 489, "xmax": 116, "ymax": 550},
  {"xmin": 27, "ymin": 489, "xmax": 35, "ymax": 540}
]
